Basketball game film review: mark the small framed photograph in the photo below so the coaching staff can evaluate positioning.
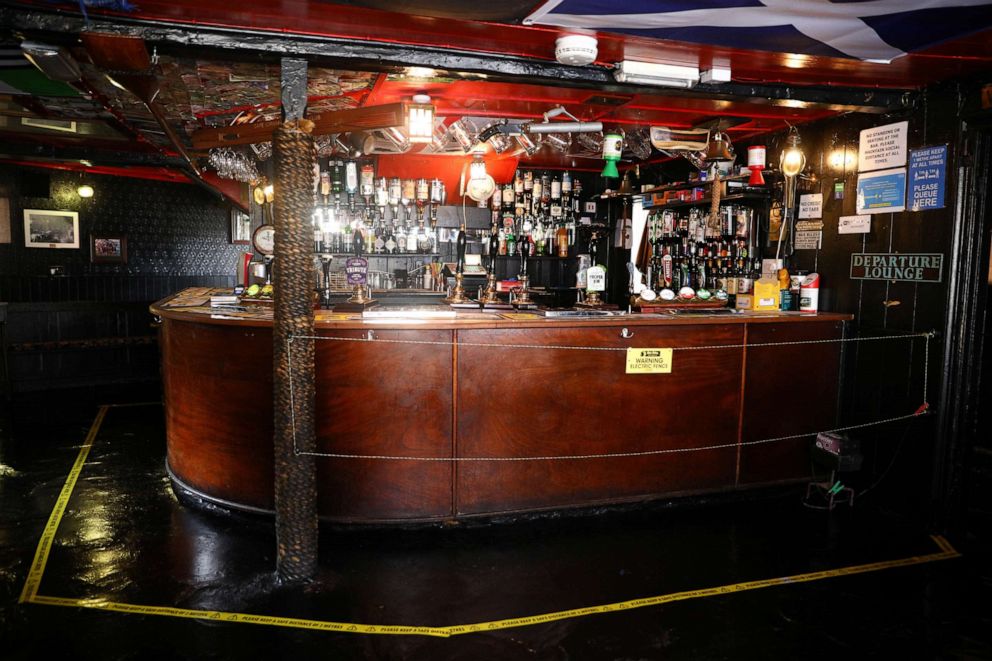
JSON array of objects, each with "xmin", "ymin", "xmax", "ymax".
[
  {"xmin": 231, "ymin": 208, "xmax": 252, "ymax": 245},
  {"xmin": 90, "ymin": 234, "xmax": 127, "ymax": 263},
  {"xmin": 23, "ymin": 209, "xmax": 79, "ymax": 249}
]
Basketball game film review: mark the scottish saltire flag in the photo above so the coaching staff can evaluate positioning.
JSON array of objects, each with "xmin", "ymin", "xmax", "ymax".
[{"xmin": 524, "ymin": 0, "xmax": 992, "ymax": 63}]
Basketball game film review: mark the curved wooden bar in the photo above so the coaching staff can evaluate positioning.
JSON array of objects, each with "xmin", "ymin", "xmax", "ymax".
[{"xmin": 153, "ymin": 289, "xmax": 851, "ymax": 523}]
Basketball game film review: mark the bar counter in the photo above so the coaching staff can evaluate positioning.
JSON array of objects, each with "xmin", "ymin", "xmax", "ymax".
[{"xmin": 152, "ymin": 288, "xmax": 852, "ymax": 524}]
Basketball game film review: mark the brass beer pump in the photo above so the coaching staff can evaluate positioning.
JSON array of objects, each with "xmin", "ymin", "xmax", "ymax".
[
  {"xmin": 443, "ymin": 222, "xmax": 469, "ymax": 304},
  {"xmin": 512, "ymin": 233, "xmax": 535, "ymax": 308},
  {"xmin": 478, "ymin": 224, "xmax": 501, "ymax": 306}
]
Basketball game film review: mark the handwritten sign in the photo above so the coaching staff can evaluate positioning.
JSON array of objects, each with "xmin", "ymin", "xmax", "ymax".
[
  {"xmin": 838, "ymin": 215, "xmax": 871, "ymax": 234},
  {"xmin": 856, "ymin": 168, "xmax": 906, "ymax": 214},
  {"xmin": 798, "ymin": 193, "xmax": 823, "ymax": 219},
  {"xmin": 850, "ymin": 253, "xmax": 943, "ymax": 282},
  {"xmin": 859, "ymin": 121, "xmax": 908, "ymax": 171},
  {"xmin": 345, "ymin": 257, "xmax": 368, "ymax": 285},
  {"xmin": 908, "ymin": 145, "xmax": 947, "ymax": 211},
  {"xmin": 626, "ymin": 348, "xmax": 673, "ymax": 374},
  {"xmin": 794, "ymin": 230, "xmax": 822, "ymax": 250}
]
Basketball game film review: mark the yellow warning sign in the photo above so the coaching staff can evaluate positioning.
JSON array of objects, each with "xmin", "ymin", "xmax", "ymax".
[{"xmin": 626, "ymin": 348, "xmax": 673, "ymax": 374}]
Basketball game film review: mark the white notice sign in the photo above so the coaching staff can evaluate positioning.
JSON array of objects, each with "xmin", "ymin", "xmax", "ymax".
[
  {"xmin": 798, "ymin": 193, "xmax": 823, "ymax": 219},
  {"xmin": 838, "ymin": 215, "xmax": 871, "ymax": 234},
  {"xmin": 859, "ymin": 121, "xmax": 908, "ymax": 172},
  {"xmin": 587, "ymin": 265, "xmax": 606, "ymax": 292},
  {"xmin": 794, "ymin": 230, "xmax": 822, "ymax": 250}
]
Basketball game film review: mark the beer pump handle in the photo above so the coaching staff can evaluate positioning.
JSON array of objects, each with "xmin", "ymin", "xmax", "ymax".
[
  {"xmin": 518, "ymin": 234, "xmax": 529, "ymax": 276},
  {"xmin": 488, "ymin": 227, "xmax": 499, "ymax": 273},
  {"xmin": 353, "ymin": 229, "xmax": 363, "ymax": 257},
  {"xmin": 456, "ymin": 224, "xmax": 467, "ymax": 274},
  {"xmin": 589, "ymin": 231, "xmax": 598, "ymax": 265}
]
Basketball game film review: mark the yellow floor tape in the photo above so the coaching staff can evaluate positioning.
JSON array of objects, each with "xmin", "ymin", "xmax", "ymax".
[{"xmin": 19, "ymin": 406, "xmax": 962, "ymax": 638}]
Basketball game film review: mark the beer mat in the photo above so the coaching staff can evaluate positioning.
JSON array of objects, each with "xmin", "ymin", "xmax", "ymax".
[{"xmin": 452, "ymin": 312, "xmax": 494, "ymax": 321}]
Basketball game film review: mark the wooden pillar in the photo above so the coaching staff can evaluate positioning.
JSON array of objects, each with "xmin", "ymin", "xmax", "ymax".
[{"xmin": 272, "ymin": 57, "xmax": 318, "ymax": 583}]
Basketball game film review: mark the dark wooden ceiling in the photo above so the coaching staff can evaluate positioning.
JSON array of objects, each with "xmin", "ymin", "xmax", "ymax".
[{"xmin": 1, "ymin": 0, "xmax": 989, "ymax": 188}]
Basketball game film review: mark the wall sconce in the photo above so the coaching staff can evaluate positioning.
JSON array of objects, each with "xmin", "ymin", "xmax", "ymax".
[
  {"xmin": 828, "ymin": 148, "xmax": 857, "ymax": 172},
  {"xmin": 407, "ymin": 94, "xmax": 435, "ymax": 144},
  {"xmin": 77, "ymin": 184, "xmax": 94, "ymax": 198}
]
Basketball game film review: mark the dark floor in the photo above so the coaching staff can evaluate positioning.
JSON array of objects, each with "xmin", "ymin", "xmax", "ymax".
[{"xmin": 0, "ymin": 386, "xmax": 990, "ymax": 660}]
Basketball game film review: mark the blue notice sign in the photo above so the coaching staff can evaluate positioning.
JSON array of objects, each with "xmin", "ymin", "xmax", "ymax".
[
  {"xmin": 908, "ymin": 145, "xmax": 947, "ymax": 211},
  {"xmin": 856, "ymin": 168, "xmax": 906, "ymax": 215}
]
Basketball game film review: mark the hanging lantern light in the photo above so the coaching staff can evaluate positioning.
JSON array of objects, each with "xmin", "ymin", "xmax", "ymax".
[
  {"xmin": 469, "ymin": 151, "xmax": 487, "ymax": 182},
  {"xmin": 77, "ymin": 183, "xmax": 94, "ymax": 198},
  {"xmin": 780, "ymin": 128, "xmax": 806, "ymax": 178},
  {"xmin": 780, "ymin": 127, "xmax": 806, "ymax": 208},
  {"xmin": 407, "ymin": 94, "xmax": 435, "ymax": 144}
]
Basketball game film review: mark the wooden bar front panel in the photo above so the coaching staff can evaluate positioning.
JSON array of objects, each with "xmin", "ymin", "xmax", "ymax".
[
  {"xmin": 455, "ymin": 324, "xmax": 744, "ymax": 516},
  {"xmin": 313, "ymin": 329, "xmax": 453, "ymax": 521},
  {"xmin": 738, "ymin": 320, "xmax": 845, "ymax": 485},
  {"xmin": 162, "ymin": 319, "xmax": 275, "ymax": 510}
]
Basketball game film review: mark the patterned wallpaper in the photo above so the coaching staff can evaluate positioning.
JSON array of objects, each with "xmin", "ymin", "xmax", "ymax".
[{"xmin": 0, "ymin": 166, "xmax": 249, "ymax": 302}]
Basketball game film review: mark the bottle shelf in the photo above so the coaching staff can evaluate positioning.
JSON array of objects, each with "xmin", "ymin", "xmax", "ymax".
[
  {"xmin": 316, "ymin": 252, "xmax": 440, "ymax": 258},
  {"xmin": 643, "ymin": 192, "xmax": 769, "ymax": 210}
]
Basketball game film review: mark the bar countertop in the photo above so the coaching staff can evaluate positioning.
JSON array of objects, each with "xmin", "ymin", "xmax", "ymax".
[{"xmin": 150, "ymin": 287, "xmax": 853, "ymax": 329}]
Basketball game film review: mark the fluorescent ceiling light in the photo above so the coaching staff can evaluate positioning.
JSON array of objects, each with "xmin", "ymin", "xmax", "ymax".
[{"xmin": 613, "ymin": 60, "xmax": 699, "ymax": 88}]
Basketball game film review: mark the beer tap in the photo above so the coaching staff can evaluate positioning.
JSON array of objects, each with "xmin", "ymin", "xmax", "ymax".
[
  {"xmin": 443, "ymin": 221, "xmax": 470, "ymax": 305},
  {"xmin": 513, "ymin": 232, "xmax": 535, "ymax": 308},
  {"xmin": 478, "ymin": 224, "xmax": 501, "ymax": 306},
  {"xmin": 319, "ymin": 253, "xmax": 333, "ymax": 308}
]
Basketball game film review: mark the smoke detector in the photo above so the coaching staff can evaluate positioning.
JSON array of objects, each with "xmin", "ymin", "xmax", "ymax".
[{"xmin": 555, "ymin": 35, "xmax": 598, "ymax": 66}]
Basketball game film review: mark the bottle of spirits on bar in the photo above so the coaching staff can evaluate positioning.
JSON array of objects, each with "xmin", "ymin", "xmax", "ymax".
[{"xmin": 345, "ymin": 160, "xmax": 358, "ymax": 204}]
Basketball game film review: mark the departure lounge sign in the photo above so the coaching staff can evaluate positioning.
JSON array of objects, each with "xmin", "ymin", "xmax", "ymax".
[{"xmin": 850, "ymin": 253, "xmax": 943, "ymax": 283}]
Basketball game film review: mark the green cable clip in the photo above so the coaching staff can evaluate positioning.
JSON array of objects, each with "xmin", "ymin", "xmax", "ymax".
[{"xmin": 828, "ymin": 481, "xmax": 844, "ymax": 495}]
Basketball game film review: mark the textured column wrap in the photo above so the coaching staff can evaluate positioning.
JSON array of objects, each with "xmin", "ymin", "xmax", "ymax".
[{"xmin": 272, "ymin": 120, "xmax": 318, "ymax": 583}]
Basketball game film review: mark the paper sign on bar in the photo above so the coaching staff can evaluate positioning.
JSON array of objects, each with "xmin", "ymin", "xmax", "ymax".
[{"xmin": 626, "ymin": 348, "xmax": 673, "ymax": 374}]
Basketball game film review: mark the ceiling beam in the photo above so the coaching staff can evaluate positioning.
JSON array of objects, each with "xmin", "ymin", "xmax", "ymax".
[
  {"xmin": 1, "ymin": 5, "xmax": 915, "ymax": 115},
  {"xmin": 191, "ymin": 102, "xmax": 408, "ymax": 150}
]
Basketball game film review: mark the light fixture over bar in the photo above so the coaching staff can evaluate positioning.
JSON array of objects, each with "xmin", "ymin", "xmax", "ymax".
[
  {"xmin": 407, "ymin": 94, "xmax": 435, "ymax": 144},
  {"xmin": 613, "ymin": 60, "xmax": 699, "ymax": 88}
]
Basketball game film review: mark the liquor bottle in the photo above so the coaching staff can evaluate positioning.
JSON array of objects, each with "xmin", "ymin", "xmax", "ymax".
[
  {"xmin": 313, "ymin": 210, "xmax": 323, "ymax": 253},
  {"xmin": 374, "ymin": 218, "xmax": 386, "ymax": 254},
  {"xmin": 345, "ymin": 160, "xmax": 358, "ymax": 199},
  {"xmin": 556, "ymin": 222, "xmax": 569, "ymax": 258},
  {"xmin": 498, "ymin": 227, "xmax": 507, "ymax": 256},
  {"xmin": 385, "ymin": 223, "xmax": 397, "ymax": 254},
  {"xmin": 396, "ymin": 223, "xmax": 407, "ymax": 253},
  {"xmin": 572, "ymin": 178, "xmax": 583, "ymax": 215},
  {"xmin": 360, "ymin": 162, "xmax": 375, "ymax": 206},
  {"xmin": 531, "ymin": 175, "xmax": 543, "ymax": 216},
  {"xmin": 320, "ymin": 171, "xmax": 331, "ymax": 202},
  {"xmin": 514, "ymin": 169, "xmax": 524, "ymax": 203},
  {"xmin": 332, "ymin": 160, "xmax": 344, "ymax": 204},
  {"xmin": 506, "ymin": 224, "xmax": 516, "ymax": 257},
  {"xmin": 342, "ymin": 221, "xmax": 353, "ymax": 254}
]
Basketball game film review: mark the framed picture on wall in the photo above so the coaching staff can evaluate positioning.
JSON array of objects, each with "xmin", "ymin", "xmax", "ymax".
[
  {"xmin": 23, "ymin": 209, "xmax": 79, "ymax": 249},
  {"xmin": 231, "ymin": 208, "xmax": 252, "ymax": 245},
  {"xmin": 90, "ymin": 234, "xmax": 127, "ymax": 264}
]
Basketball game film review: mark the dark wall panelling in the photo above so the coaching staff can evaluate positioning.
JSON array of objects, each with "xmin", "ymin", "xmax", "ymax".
[
  {"xmin": 0, "ymin": 165, "xmax": 247, "ymax": 391},
  {"xmin": 740, "ymin": 81, "xmax": 970, "ymax": 510}
]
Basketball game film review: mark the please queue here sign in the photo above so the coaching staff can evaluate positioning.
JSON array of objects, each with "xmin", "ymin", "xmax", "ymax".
[{"xmin": 850, "ymin": 253, "xmax": 943, "ymax": 283}]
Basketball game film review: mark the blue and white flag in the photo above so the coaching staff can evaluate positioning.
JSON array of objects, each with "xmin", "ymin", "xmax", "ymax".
[{"xmin": 525, "ymin": 0, "xmax": 992, "ymax": 63}]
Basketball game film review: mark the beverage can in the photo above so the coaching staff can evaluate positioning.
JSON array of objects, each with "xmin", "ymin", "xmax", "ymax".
[{"xmin": 799, "ymin": 272, "xmax": 820, "ymax": 312}]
